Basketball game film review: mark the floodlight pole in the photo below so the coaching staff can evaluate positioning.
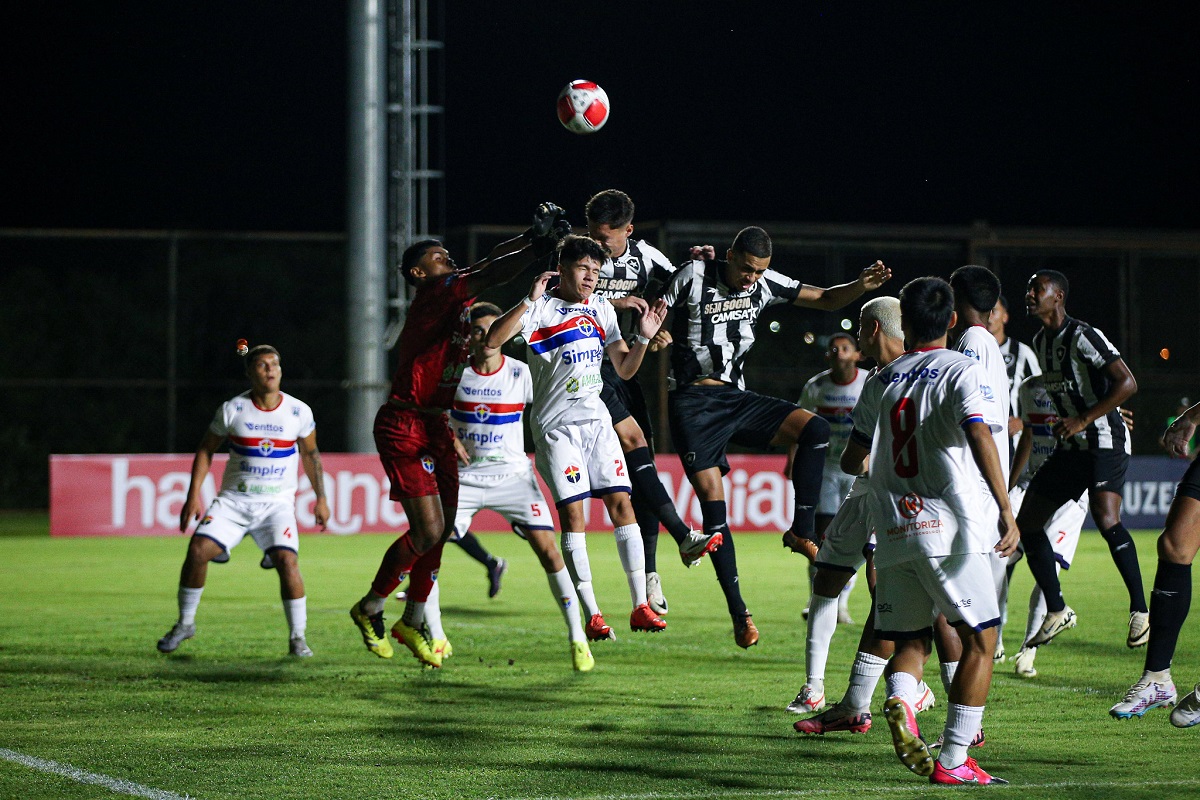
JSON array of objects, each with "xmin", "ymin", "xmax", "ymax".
[{"xmin": 345, "ymin": 0, "xmax": 390, "ymax": 452}]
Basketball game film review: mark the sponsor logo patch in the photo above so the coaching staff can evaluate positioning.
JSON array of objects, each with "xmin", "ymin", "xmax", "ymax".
[
  {"xmin": 898, "ymin": 492, "xmax": 924, "ymax": 519},
  {"xmin": 564, "ymin": 465, "xmax": 581, "ymax": 483},
  {"xmin": 421, "ymin": 456, "xmax": 435, "ymax": 474}
]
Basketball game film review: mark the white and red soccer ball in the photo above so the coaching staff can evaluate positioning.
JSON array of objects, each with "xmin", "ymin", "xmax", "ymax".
[{"xmin": 556, "ymin": 80, "xmax": 609, "ymax": 134}]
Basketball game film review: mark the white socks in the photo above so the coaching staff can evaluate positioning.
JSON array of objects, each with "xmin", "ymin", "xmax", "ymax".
[
  {"xmin": 938, "ymin": 703, "xmax": 984, "ymax": 768},
  {"xmin": 613, "ymin": 523, "xmax": 647, "ymax": 607},
  {"xmin": 562, "ymin": 532, "xmax": 600, "ymax": 618},
  {"xmin": 806, "ymin": 594, "xmax": 839, "ymax": 686},
  {"xmin": 283, "ymin": 597, "xmax": 307, "ymax": 638},
  {"xmin": 886, "ymin": 670, "xmax": 921, "ymax": 705},
  {"xmin": 423, "ymin": 580, "xmax": 445, "ymax": 640},
  {"xmin": 842, "ymin": 652, "xmax": 888, "ymax": 712},
  {"xmin": 548, "ymin": 568, "xmax": 586, "ymax": 642},
  {"xmin": 940, "ymin": 661, "xmax": 959, "ymax": 699},
  {"xmin": 178, "ymin": 586, "xmax": 203, "ymax": 626}
]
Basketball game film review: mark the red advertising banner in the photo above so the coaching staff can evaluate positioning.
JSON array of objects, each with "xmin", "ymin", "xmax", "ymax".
[{"xmin": 49, "ymin": 453, "xmax": 797, "ymax": 537}]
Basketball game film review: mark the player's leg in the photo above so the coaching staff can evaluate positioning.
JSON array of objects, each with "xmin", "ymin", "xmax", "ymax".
[
  {"xmin": 452, "ymin": 530, "xmax": 507, "ymax": 598},
  {"xmin": 769, "ymin": 407, "xmax": 831, "ymax": 559},
  {"xmin": 1091, "ymin": 485, "xmax": 1150, "ymax": 641},
  {"xmin": 1114, "ymin": 466, "xmax": 1200, "ymax": 721},
  {"xmin": 615, "ymin": 415, "xmax": 675, "ymax": 615},
  {"xmin": 159, "ymin": 499, "xmax": 243, "ymax": 653},
  {"xmin": 270, "ymin": 548, "xmax": 311, "ymax": 657},
  {"xmin": 520, "ymin": 526, "xmax": 593, "ymax": 670},
  {"xmin": 792, "ymin": 565, "xmax": 852, "ymax": 713}
]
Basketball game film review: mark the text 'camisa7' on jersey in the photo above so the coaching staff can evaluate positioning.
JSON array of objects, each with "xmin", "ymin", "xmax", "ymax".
[
  {"xmin": 210, "ymin": 391, "xmax": 316, "ymax": 503},
  {"xmin": 449, "ymin": 356, "xmax": 535, "ymax": 478},
  {"xmin": 520, "ymin": 292, "xmax": 622, "ymax": 436},
  {"xmin": 662, "ymin": 257, "xmax": 801, "ymax": 389},
  {"xmin": 849, "ymin": 347, "xmax": 1004, "ymax": 569}
]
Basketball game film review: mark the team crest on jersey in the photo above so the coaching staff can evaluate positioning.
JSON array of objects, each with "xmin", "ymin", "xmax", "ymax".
[
  {"xmin": 566, "ymin": 377, "xmax": 580, "ymax": 393},
  {"xmin": 898, "ymin": 492, "xmax": 924, "ymax": 519},
  {"xmin": 200, "ymin": 515, "xmax": 213, "ymax": 526},
  {"xmin": 474, "ymin": 404, "xmax": 491, "ymax": 421},
  {"xmin": 574, "ymin": 317, "xmax": 595, "ymax": 337},
  {"xmin": 258, "ymin": 438, "xmax": 274, "ymax": 455},
  {"xmin": 683, "ymin": 452, "xmax": 696, "ymax": 466},
  {"xmin": 421, "ymin": 456, "xmax": 435, "ymax": 474},
  {"xmin": 563, "ymin": 465, "xmax": 581, "ymax": 483}
]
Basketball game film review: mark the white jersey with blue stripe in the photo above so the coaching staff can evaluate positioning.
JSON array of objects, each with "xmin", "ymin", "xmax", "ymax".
[
  {"xmin": 954, "ymin": 324, "xmax": 1012, "ymax": 488},
  {"xmin": 798, "ymin": 366, "xmax": 868, "ymax": 466},
  {"xmin": 850, "ymin": 347, "xmax": 1004, "ymax": 567},
  {"xmin": 209, "ymin": 391, "xmax": 315, "ymax": 504},
  {"xmin": 520, "ymin": 291, "xmax": 621, "ymax": 436},
  {"xmin": 451, "ymin": 356, "xmax": 533, "ymax": 477}
]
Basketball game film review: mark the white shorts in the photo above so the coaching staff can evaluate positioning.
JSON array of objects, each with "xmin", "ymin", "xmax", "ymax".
[
  {"xmin": 874, "ymin": 552, "xmax": 1001, "ymax": 639},
  {"xmin": 452, "ymin": 469, "xmax": 554, "ymax": 539},
  {"xmin": 194, "ymin": 496, "xmax": 299, "ymax": 556},
  {"xmin": 815, "ymin": 489, "xmax": 875, "ymax": 573},
  {"xmin": 1009, "ymin": 485, "xmax": 1086, "ymax": 569},
  {"xmin": 535, "ymin": 419, "xmax": 631, "ymax": 506},
  {"xmin": 818, "ymin": 470, "xmax": 856, "ymax": 516}
]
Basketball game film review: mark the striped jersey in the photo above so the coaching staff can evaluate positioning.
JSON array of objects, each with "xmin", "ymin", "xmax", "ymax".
[
  {"xmin": 850, "ymin": 347, "xmax": 1004, "ymax": 567},
  {"xmin": 662, "ymin": 258, "xmax": 802, "ymax": 389},
  {"xmin": 450, "ymin": 356, "xmax": 533, "ymax": 477},
  {"xmin": 595, "ymin": 239, "xmax": 676, "ymax": 338},
  {"xmin": 209, "ymin": 391, "xmax": 316, "ymax": 503},
  {"xmin": 998, "ymin": 336, "xmax": 1041, "ymax": 419},
  {"xmin": 954, "ymin": 325, "xmax": 1012, "ymax": 486},
  {"xmin": 798, "ymin": 367, "xmax": 869, "ymax": 466},
  {"xmin": 520, "ymin": 291, "xmax": 621, "ymax": 436},
  {"xmin": 1032, "ymin": 316, "xmax": 1128, "ymax": 451}
]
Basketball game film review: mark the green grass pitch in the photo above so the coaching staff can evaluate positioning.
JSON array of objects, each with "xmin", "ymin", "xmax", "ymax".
[{"xmin": 0, "ymin": 523, "xmax": 1196, "ymax": 799}]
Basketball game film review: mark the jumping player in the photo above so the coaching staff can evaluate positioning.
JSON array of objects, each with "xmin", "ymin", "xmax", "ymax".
[
  {"xmin": 415, "ymin": 303, "xmax": 594, "ymax": 671},
  {"xmin": 159, "ymin": 343, "xmax": 330, "ymax": 657},
  {"xmin": 662, "ymin": 226, "xmax": 890, "ymax": 647},
  {"xmin": 486, "ymin": 234, "xmax": 671, "ymax": 640},
  {"xmin": 586, "ymin": 189, "xmax": 701, "ymax": 615},
  {"xmin": 349, "ymin": 203, "xmax": 568, "ymax": 667},
  {"xmin": 1018, "ymin": 270, "xmax": 1146, "ymax": 651},
  {"xmin": 841, "ymin": 276, "xmax": 1017, "ymax": 786},
  {"xmin": 1110, "ymin": 398, "xmax": 1200, "ymax": 726}
]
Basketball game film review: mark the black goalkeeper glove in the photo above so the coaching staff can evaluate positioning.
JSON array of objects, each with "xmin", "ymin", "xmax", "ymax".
[
  {"xmin": 531, "ymin": 217, "xmax": 572, "ymax": 258},
  {"xmin": 523, "ymin": 202, "xmax": 563, "ymax": 242}
]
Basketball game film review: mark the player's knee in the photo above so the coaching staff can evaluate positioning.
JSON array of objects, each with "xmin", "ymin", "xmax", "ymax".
[
  {"xmin": 796, "ymin": 415, "xmax": 831, "ymax": 448},
  {"xmin": 812, "ymin": 567, "xmax": 848, "ymax": 597}
]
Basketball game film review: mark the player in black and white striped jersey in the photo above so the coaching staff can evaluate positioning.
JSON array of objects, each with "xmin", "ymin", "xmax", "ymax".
[
  {"xmin": 1019, "ymin": 269, "xmax": 1148, "ymax": 651},
  {"xmin": 585, "ymin": 190, "xmax": 715, "ymax": 617},
  {"xmin": 988, "ymin": 294, "xmax": 1041, "ymax": 454},
  {"xmin": 661, "ymin": 225, "xmax": 890, "ymax": 647}
]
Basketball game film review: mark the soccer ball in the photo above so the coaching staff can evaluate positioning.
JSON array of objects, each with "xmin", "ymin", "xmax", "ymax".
[{"xmin": 556, "ymin": 80, "xmax": 610, "ymax": 134}]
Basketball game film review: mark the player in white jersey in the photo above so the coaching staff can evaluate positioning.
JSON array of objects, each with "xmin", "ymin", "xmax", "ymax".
[
  {"xmin": 791, "ymin": 297, "xmax": 935, "ymax": 730},
  {"xmin": 586, "ymin": 189, "xmax": 705, "ymax": 616},
  {"xmin": 1006, "ymin": 374, "xmax": 1088, "ymax": 678},
  {"xmin": 157, "ymin": 344, "xmax": 330, "ymax": 657},
  {"xmin": 487, "ymin": 235, "xmax": 670, "ymax": 638},
  {"xmin": 790, "ymin": 332, "xmax": 868, "ymax": 626},
  {"xmin": 841, "ymin": 277, "xmax": 1017, "ymax": 786},
  {"xmin": 406, "ymin": 303, "xmax": 594, "ymax": 671}
]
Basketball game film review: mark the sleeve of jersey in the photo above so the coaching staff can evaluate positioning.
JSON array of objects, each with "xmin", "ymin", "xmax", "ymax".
[
  {"xmin": 208, "ymin": 404, "xmax": 230, "ymax": 438},
  {"xmin": 849, "ymin": 382, "xmax": 879, "ymax": 448},
  {"xmin": 599, "ymin": 301, "xmax": 622, "ymax": 349},
  {"xmin": 660, "ymin": 263, "xmax": 693, "ymax": 308},
  {"xmin": 521, "ymin": 364, "xmax": 533, "ymax": 404},
  {"xmin": 762, "ymin": 269, "xmax": 802, "ymax": 305},
  {"xmin": 955, "ymin": 363, "xmax": 1004, "ymax": 434},
  {"xmin": 519, "ymin": 300, "xmax": 539, "ymax": 338},
  {"xmin": 297, "ymin": 402, "xmax": 316, "ymax": 439},
  {"xmin": 1079, "ymin": 325, "xmax": 1122, "ymax": 368},
  {"xmin": 1022, "ymin": 343, "xmax": 1043, "ymax": 377},
  {"xmin": 643, "ymin": 245, "xmax": 677, "ymax": 301},
  {"xmin": 798, "ymin": 377, "xmax": 818, "ymax": 412}
]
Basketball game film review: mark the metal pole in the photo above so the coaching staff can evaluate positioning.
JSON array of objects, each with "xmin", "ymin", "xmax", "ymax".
[
  {"xmin": 167, "ymin": 233, "xmax": 179, "ymax": 451},
  {"xmin": 346, "ymin": 0, "xmax": 390, "ymax": 452}
]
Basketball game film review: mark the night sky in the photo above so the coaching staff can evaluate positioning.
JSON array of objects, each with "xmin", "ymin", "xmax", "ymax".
[{"xmin": 4, "ymin": 4, "xmax": 1198, "ymax": 233}]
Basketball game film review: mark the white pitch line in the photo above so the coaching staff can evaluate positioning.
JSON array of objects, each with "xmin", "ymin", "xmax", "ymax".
[
  {"xmin": 508, "ymin": 777, "xmax": 1200, "ymax": 800},
  {"xmin": 0, "ymin": 747, "xmax": 191, "ymax": 800}
]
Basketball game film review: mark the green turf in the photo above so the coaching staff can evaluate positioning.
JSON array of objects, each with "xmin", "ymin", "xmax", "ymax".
[{"xmin": 0, "ymin": 529, "xmax": 1195, "ymax": 799}]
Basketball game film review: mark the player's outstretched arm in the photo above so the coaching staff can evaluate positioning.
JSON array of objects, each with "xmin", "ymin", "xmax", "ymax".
[
  {"xmin": 465, "ymin": 203, "xmax": 569, "ymax": 295},
  {"xmin": 486, "ymin": 271, "xmax": 556, "ymax": 350},
  {"xmin": 180, "ymin": 431, "xmax": 223, "ymax": 533},
  {"xmin": 1163, "ymin": 398, "xmax": 1200, "ymax": 458},
  {"xmin": 964, "ymin": 421, "xmax": 1019, "ymax": 556},
  {"xmin": 298, "ymin": 431, "xmax": 330, "ymax": 531},
  {"xmin": 1052, "ymin": 358, "xmax": 1137, "ymax": 440},
  {"xmin": 608, "ymin": 298, "xmax": 667, "ymax": 379},
  {"xmin": 793, "ymin": 260, "xmax": 892, "ymax": 311}
]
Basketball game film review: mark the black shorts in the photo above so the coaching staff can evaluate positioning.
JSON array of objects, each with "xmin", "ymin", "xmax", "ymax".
[
  {"xmin": 1176, "ymin": 457, "xmax": 1200, "ymax": 503},
  {"xmin": 599, "ymin": 359, "xmax": 654, "ymax": 439},
  {"xmin": 1027, "ymin": 447, "xmax": 1129, "ymax": 507},
  {"xmin": 668, "ymin": 383, "xmax": 798, "ymax": 476}
]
